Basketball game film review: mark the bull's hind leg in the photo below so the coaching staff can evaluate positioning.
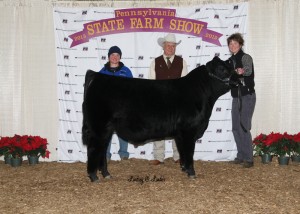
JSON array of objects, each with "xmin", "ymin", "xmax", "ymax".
[
  {"xmin": 99, "ymin": 139, "xmax": 111, "ymax": 179},
  {"xmin": 87, "ymin": 139, "xmax": 101, "ymax": 182},
  {"xmin": 174, "ymin": 137, "xmax": 186, "ymax": 172},
  {"xmin": 87, "ymin": 135, "xmax": 111, "ymax": 182}
]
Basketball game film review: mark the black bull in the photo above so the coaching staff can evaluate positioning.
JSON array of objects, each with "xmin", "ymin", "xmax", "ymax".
[{"xmin": 82, "ymin": 56, "xmax": 238, "ymax": 182}]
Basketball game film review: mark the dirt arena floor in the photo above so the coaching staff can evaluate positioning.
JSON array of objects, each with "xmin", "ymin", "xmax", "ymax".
[{"xmin": 0, "ymin": 157, "xmax": 299, "ymax": 214}]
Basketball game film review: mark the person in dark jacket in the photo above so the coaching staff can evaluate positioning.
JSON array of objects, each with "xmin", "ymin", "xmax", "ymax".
[
  {"xmin": 99, "ymin": 46, "xmax": 133, "ymax": 161},
  {"xmin": 227, "ymin": 33, "xmax": 256, "ymax": 168}
]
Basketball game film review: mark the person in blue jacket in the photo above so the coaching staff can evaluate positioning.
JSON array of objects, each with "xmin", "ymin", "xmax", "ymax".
[{"xmin": 99, "ymin": 46, "xmax": 133, "ymax": 161}]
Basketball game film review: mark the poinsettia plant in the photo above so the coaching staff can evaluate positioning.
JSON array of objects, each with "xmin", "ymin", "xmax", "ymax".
[
  {"xmin": 253, "ymin": 133, "xmax": 270, "ymax": 155},
  {"xmin": 292, "ymin": 132, "xmax": 300, "ymax": 156},
  {"xmin": 0, "ymin": 135, "xmax": 50, "ymax": 159},
  {"xmin": 1, "ymin": 135, "xmax": 27, "ymax": 158},
  {"xmin": 253, "ymin": 132, "xmax": 296, "ymax": 157},
  {"xmin": 0, "ymin": 136, "xmax": 12, "ymax": 157},
  {"xmin": 268, "ymin": 132, "xmax": 293, "ymax": 157},
  {"xmin": 23, "ymin": 135, "xmax": 50, "ymax": 158}
]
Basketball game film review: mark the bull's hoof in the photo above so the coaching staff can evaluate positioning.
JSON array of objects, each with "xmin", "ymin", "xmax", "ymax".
[
  {"xmin": 104, "ymin": 175, "xmax": 112, "ymax": 179},
  {"xmin": 101, "ymin": 171, "xmax": 111, "ymax": 179},
  {"xmin": 184, "ymin": 168, "xmax": 196, "ymax": 178},
  {"xmin": 188, "ymin": 174, "xmax": 197, "ymax": 179},
  {"xmin": 88, "ymin": 174, "xmax": 99, "ymax": 182},
  {"xmin": 181, "ymin": 166, "xmax": 187, "ymax": 172}
]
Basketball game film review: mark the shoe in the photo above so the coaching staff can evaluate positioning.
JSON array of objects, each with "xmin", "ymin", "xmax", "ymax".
[
  {"xmin": 243, "ymin": 161, "xmax": 254, "ymax": 168},
  {"xmin": 149, "ymin": 160, "xmax": 163, "ymax": 165},
  {"xmin": 121, "ymin": 157, "xmax": 129, "ymax": 160},
  {"xmin": 230, "ymin": 158, "xmax": 243, "ymax": 164}
]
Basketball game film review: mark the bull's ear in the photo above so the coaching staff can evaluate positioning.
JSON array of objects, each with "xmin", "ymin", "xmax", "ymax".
[
  {"xmin": 207, "ymin": 56, "xmax": 218, "ymax": 67},
  {"xmin": 213, "ymin": 56, "xmax": 221, "ymax": 62}
]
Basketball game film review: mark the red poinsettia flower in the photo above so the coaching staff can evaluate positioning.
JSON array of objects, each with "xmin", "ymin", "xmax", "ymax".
[
  {"xmin": 253, "ymin": 132, "xmax": 295, "ymax": 157},
  {"xmin": 0, "ymin": 137, "xmax": 12, "ymax": 156},
  {"xmin": 293, "ymin": 132, "xmax": 300, "ymax": 143},
  {"xmin": 0, "ymin": 135, "xmax": 50, "ymax": 159},
  {"xmin": 264, "ymin": 132, "xmax": 283, "ymax": 146},
  {"xmin": 292, "ymin": 132, "xmax": 300, "ymax": 155}
]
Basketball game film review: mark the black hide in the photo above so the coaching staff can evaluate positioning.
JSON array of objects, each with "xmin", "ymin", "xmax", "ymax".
[{"xmin": 82, "ymin": 56, "xmax": 235, "ymax": 182}]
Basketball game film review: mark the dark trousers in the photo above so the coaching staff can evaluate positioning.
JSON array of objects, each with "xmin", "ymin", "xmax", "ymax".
[{"xmin": 232, "ymin": 93, "xmax": 256, "ymax": 162}]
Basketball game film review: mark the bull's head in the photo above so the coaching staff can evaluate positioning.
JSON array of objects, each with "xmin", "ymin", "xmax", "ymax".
[{"xmin": 206, "ymin": 56, "xmax": 240, "ymax": 87}]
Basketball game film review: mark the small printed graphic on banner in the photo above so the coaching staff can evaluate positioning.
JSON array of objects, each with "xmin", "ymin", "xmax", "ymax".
[
  {"xmin": 209, "ymin": 140, "xmax": 231, "ymax": 143},
  {"xmin": 59, "ymin": 119, "xmax": 78, "ymax": 122},
  {"xmin": 57, "ymin": 64, "xmax": 77, "ymax": 68},
  {"xmin": 196, "ymin": 139, "xmax": 202, "ymax": 144},
  {"xmin": 58, "ymin": 98, "xmax": 77, "ymax": 102},
  {"xmin": 194, "ymin": 150, "xmax": 213, "ymax": 153},
  {"xmin": 58, "ymin": 140, "xmax": 78, "ymax": 143},
  {"xmin": 217, "ymin": 149, "xmax": 222, "ymax": 153}
]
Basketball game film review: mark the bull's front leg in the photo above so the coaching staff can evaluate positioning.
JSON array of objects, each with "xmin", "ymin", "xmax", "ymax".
[
  {"xmin": 175, "ymin": 153, "xmax": 196, "ymax": 178},
  {"xmin": 184, "ymin": 157, "xmax": 196, "ymax": 179},
  {"xmin": 180, "ymin": 151, "xmax": 196, "ymax": 178},
  {"xmin": 175, "ymin": 137, "xmax": 196, "ymax": 179}
]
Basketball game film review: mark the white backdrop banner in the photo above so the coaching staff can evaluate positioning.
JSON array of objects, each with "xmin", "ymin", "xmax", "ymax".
[{"xmin": 53, "ymin": 3, "xmax": 248, "ymax": 162}]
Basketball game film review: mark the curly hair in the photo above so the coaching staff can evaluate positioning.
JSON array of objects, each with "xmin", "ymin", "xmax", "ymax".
[{"xmin": 227, "ymin": 33, "xmax": 244, "ymax": 46}]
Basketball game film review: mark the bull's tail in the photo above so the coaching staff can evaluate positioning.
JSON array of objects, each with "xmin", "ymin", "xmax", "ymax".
[
  {"xmin": 82, "ymin": 70, "xmax": 97, "ymax": 146},
  {"xmin": 82, "ymin": 101, "xmax": 90, "ymax": 145}
]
